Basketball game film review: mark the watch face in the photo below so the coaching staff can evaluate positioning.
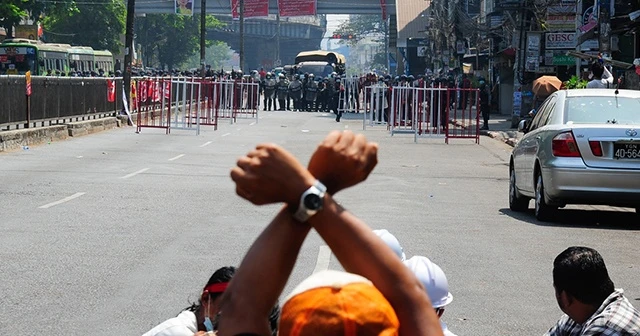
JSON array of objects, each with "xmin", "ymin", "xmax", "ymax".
[{"xmin": 303, "ymin": 193, "xmax": 322, "ymax": 210}]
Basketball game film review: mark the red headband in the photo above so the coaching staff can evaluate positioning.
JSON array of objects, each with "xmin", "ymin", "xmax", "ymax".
[{"xmin": 204, "ymin": 282, "xmax": 229, "ymax": 294}]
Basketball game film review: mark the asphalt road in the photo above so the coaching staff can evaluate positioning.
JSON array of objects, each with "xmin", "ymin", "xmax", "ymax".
[{"xmin": 1, "ymin": 111, "xmax": 638, "ymax": 336}]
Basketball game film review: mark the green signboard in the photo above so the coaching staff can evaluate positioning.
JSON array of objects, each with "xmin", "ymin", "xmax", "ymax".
[{"xmin": 553, "ymin": 55, "xmax": 575, "ymax": 66}]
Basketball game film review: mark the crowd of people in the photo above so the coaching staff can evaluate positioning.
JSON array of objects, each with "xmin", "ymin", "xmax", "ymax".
[{"xmin": 141, "ymin": 130, "xmax": 639, "ymax": 336}]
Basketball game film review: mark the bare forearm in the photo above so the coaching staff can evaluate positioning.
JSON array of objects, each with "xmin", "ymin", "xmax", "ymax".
[
  {"xmin": 219, "ymin": 206, "xmax": 311, "ymax": 335},
  {"xmin": 308, "ymin": 196, "xmax": 443, "ymax": 336}
]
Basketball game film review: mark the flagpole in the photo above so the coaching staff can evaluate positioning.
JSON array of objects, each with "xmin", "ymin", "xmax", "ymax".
[
  {"xmin": 200, "ymin": 0, "xmax": 206, "ymax": 78},
  {"xmin": 239, "ymin": 0, "xmax": 245, "ymax": 72}
]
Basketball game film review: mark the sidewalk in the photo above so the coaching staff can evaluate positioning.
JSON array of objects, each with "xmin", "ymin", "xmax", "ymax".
[{"xmin": 480, "ymin": 114, "xmax": 523, "ymax": 147}]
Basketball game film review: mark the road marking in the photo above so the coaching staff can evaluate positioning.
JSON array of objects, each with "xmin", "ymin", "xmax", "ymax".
[
  {"xmin": 39, "ymin": 192, "xmax": 86, "ymax": 209},
  {"xmin": 168, "ymin": 154, "xmax": 185, "ymax": 161},
  {"xmin": 313, "ymin": 245, "xmax": 332, "ymax": 274},
  {"xmin": 199, "ymin": 141, "xmax": 212, "ymax": 148},
  {"xmin": 249, "ymin": 122, "xmax": 256, "ymax": 126},
  {"xmin": 120, "ymin": 168, "xmax": 149, "ymax": 179},
  {"xmin": 237, "ymin": 128, "xmax": 242, "ymax": 131},
  {"xmin": 221, "ymin": 133, "xmax": 231, "ymax": 137}
]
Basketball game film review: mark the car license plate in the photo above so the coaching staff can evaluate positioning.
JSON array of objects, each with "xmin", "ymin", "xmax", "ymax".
[{"xmin": 614, "ymin": 143, "xmax": 640, "ymax": 159}]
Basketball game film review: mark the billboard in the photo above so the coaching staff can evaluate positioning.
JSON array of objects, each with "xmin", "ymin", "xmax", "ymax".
[
  {"xmin": 278, "ymin": 0, "xmax": 316, "ymax": 17},
  {"xmin": 231, "ymin": 0, "xmax": 269, "ymax": 19}
]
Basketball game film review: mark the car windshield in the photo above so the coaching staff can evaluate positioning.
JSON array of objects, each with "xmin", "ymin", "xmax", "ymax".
[
  {"xmin": 565, "ymin": 96, "xmax": 640, "ymax": 125},
  {"xmin": 297, "ymin": 64, "xmax": 334, "ymax": 79}
]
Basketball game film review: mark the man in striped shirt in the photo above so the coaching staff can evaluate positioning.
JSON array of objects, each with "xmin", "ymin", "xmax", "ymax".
[{"xmin": 545, "ymin": 246, "xmax": 640, "ymax": 336}]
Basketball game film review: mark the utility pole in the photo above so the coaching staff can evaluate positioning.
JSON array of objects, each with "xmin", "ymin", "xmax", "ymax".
[
  {"xmin": 275, "ymin": 13, "xmax": 281, "ymax": 66},
  {"xmin": 598, "ymin": 0, "xmax": 611, "ymax": 59},
  {"xmin": 123, "ymin": 0, "xmax": 136, "ymax": 109},
  {"xmin": 239, "ymin": 0, "xmax": 245, "ymax": 72},
  {"xmin": 384, "ymin": 18, "xmax": 389, "ymax": 73},
  {"xmin": 200, "ymin": 0, "xmax": 206, "ymax": 77}
]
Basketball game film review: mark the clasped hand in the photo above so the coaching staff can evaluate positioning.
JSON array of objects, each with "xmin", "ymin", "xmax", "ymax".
[{"xmin": 230, "ymin": 131, "xmax": 378, "ymax": 206}]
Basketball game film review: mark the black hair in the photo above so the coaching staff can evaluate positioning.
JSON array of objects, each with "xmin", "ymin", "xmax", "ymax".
[
  {"xmin": 553, "ymin": 246, "xmax": 615, "ymax": 305},
  {"xmin": 184, "ymin": 266, "xmax": 280, "ymax": 335},
  {"xmin": 184, "ymin": 266, "xmax": 237, "ymax": 312},
  {"xmin": 591, "ymin": 62, "xmax": 604, "ymax": 79}
]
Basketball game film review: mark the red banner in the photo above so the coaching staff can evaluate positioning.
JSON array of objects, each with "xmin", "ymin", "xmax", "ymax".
[
  {"xmin": 278, "ymin": 0, "xmax": 316, "ymax": 17},
  {"xmin": 380, "ymin": 0, "xmax": 387, "ymax": 20},
  {"xmin": 231, "ymin": 0, "xmax": 269, "ymax": 19},
  {"xmin": 107, "ymin": 79, "xmax": 116, "ymax": 102}
]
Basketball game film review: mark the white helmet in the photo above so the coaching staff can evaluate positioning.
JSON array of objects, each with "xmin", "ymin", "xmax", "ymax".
[
  {"xmin": 404, "ymin": 256, "xmax": 453, "ymax": 308},
  {"xmin": 373, "ymin": 229, "xmax": 406, "ymax": 261}
]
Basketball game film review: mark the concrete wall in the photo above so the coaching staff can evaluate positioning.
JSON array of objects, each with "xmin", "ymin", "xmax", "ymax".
[{"xmin": 0, "ymin": 117, "xmax": 121, "ymax": 152}]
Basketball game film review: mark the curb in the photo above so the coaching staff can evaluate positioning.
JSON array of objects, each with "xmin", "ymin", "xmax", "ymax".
[
  {"xmin": 0, "ymin": 117, "xmax": 124, "ymax": 153},
  {"xmin": 482, "ymin": 130, "xmax": 521, "ymax": 147},
  {"xmin": 449, "ymin": 118, "xmax": 520, "ymax": 148}
]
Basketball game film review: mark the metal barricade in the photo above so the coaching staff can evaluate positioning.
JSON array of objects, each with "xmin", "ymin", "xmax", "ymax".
[
  {"xmin": 389, "ymin": 85, "xmax": 415, "ymax": 135},
  {"xmin": 215, "ymin": 80, "xmax": 236, "ymax": 124},
  {"xmin": 414, "ymin": 86, "xmax": 447, "ymax": 142},
  {"xmin": 362, "ymin": 84, "xmax": 389, "ymax": 130},
  {"xmin": 136, "ymin": 78, "xmax": 171, "ymax": 134},
  {"xmin": 168, "ymin": 78, "xmax": 201, "ymax": 135},
  {"xmin": 235, "ymin": 80, "xmax": 260, "ymax": 121},
  {"xmin": 338, "ymin": 77, "xmax": 362, "ymax": 114},
  {"xmin": 197, "ymin": 80, "xmax": 218, "ymax": 131},
  {"xmin": 445, "ymin": 88, "xmax": 480, "ymax": 144}
]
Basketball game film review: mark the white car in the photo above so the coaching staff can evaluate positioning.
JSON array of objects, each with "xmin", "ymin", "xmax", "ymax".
[{"xmin": 509, "ymin": 89, "xmax": 640, "ymax": 221}]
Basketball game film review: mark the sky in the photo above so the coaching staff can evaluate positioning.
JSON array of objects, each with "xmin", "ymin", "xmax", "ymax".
[{"xmin": 323, "ymin": 14, "xmax": 350, "ymax": 50}]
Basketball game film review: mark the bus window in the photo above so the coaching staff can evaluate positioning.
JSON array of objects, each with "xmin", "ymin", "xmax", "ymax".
[{"xmin": 0, "ymin": 47, "xmax": 37, "ymax": 75}]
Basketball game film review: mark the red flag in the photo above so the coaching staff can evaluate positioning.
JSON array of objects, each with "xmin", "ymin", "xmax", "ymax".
[
  {"xmin": 140, "ymin": 80, "xmax": 148, "ymax": 103},
  {"xmin": 131, "ymin": 81, "xmax": 138, "ymax": 111},
  {"xmin": 164, "ymin": 81, "xmax": 171, "ymax": 100},
  {"xmin": 147, "ymin": 80, "xmax": 155, "ymax": 102},
  {"xmin": 380, "ymin": 0, "xmax": 387, "ymax": 20},
  {"xmin": 153, "ymin": 80, "xmax": 161, "ymax": 102},
  {"xmin": 107, "ymin": 79, "xmax": 116, "ymax": 102}
]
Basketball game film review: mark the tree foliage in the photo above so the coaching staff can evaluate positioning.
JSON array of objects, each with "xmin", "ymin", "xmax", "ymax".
[
  {"xmin": 135, "ymin": 14, "xmax": 222, "ymax": 70},
  {"xmin": 182, "ymin": 41, "xmax": 232, "ymax": 70},
  {"xmin": 42, "ymin": 0, "xmax": 125, "ymax": 52},
  {"xmin": 1, "ymin": 0, "xmax": 73, "ymax": 37},
  {"xmin": 335, "ymin": 14, "xmax": 385, "ymax": 47}
]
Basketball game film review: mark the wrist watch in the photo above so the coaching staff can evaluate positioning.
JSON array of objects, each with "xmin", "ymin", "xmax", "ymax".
[{"xmin": 293, "ymin": 180, "xmax": 327, "ymax": 222}]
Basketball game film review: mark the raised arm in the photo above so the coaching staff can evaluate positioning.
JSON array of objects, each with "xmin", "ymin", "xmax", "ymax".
[
  {"xmin": 218, "ymin": 134, "xmax": 376, "ymax": 336},
  {"xmin": 219, "ymin": 146, "xmax": 316, "ymax": 336},
  {"xmin": 217, "ymin": 207, "xmax": 310, "ymax": 336},
  {"xmin": 306, "ymin": 131, "xmax": 443, "ymax": 336}
]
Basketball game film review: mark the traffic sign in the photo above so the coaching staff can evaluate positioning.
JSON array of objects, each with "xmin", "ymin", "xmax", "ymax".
[{"xmin": 26, "ymin": 71, "xmax": 32, "ymax": 96}]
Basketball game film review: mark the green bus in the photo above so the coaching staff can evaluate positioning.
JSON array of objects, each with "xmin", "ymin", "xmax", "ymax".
[{"xmin": 0, "ymin": 38, "xmax": 114, "ymax": 75}]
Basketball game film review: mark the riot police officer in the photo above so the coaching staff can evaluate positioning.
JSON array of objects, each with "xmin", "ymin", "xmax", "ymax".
[
  {"xmin": 304, "ymin": 74, "xmax": 319, "ymax": 112},
  {"xmin": 262, "ymin": 72, "xmax": 276, "ymax": 111},
  {"xmin": 276, "ymin": 73, "xmax": 290, "ymax": 111},
  {"xmin": 288, "ymin": 74, "xmax": 303, "ymax": 111}
]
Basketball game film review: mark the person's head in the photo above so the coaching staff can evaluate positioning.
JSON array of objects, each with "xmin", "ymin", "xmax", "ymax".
[
  {"xmin": 404, "ymin": 256, "xmax": 453, "ymax": 318},
  {"xmin": 590, "ymin": 62, "xmax": 604, "ymax": 79},
  {"xmin": 552, "ymin": 247, "xmax": 615, "ymax": 323},
  {"xmin": 279, "ymin": 270, "xmax": 399, "ymax": 335},
  {"xmin": 190, "ymin": 266, "xmax": 279, "ymax": 334},
  {"xmin": 373, "ymin": 229, "xmax": 406, "ymax": 261},
  {"xmin": 187, "ymin": 266, "xmax": 236, "ymax": 331}
]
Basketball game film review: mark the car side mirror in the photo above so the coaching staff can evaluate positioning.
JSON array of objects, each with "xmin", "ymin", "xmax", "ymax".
[{"xmin": 518, "ymin": 119, "xmax": 528, "ymax": 133}]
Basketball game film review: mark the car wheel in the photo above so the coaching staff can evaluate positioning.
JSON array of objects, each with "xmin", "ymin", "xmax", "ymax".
[
  {"xmin": 535, "ymin": 174, "xmax": 557, "ymax": 222},
  {"xmin": 509, "ymin": 167, "xmax": 529, "ymax": 212}
]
